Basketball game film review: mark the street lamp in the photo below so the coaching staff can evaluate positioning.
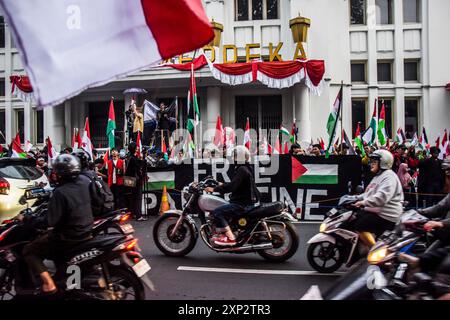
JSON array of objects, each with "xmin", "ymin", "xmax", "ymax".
[
  {"xmin": 289, "ymin": 14, "xmax": 311, "ymax": 43},
  {"xmin": 209, "ymin": 19, "xmax": 224, "ymax": 47}
]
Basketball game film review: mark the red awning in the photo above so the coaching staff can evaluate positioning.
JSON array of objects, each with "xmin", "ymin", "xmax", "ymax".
[
  {"xmin": 10, "ymin": 75, "xmax": 33, "ymax": 93},
  {"xmin": 446, "ymin": 83, "xmax": 450, "ymax": 90}
]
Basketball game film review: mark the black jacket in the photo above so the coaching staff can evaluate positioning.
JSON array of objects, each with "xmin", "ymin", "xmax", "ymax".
[
  {"xmin": 47, "ymin": 176, "xmax": 94, "ymax": 240},
  {"xmin": 419, "ymin": 158, "xmax": 445, "ymax": 189},
  {"xmin": 213, "ymin": 165, "xmax": 259, "ymax": 206},
  {"xmin": 420, "ymin": 192, "xmax": 450, "ymax": 227}
]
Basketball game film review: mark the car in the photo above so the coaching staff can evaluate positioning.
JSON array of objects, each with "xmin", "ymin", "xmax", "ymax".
[{"xmin": 0, "ymin": 157, "xmax": 49, "ymax": 222}]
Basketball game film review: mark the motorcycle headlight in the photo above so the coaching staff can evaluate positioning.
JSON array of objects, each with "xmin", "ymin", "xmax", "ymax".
[
  {"xmin": 319, "ymin": 223, "xmax": 327, "ymax": 233},
  {"xmin": 367, "ymin": 246, "xmax": 388, "ymax": 265}
]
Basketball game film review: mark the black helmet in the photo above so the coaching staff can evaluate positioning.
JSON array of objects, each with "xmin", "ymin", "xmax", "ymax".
[
  {"xmin": 53, "ymin": 154, "xmax": 81, "ymax": 181},
  {"xmin": 71, "ymin": 148, "xmax": 91, "ymax": 170}
]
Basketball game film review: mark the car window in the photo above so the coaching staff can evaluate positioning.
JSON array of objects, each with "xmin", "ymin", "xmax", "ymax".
[{"xmin": 0, "ymin": 164, "xmax": 43, "ymax": 180}]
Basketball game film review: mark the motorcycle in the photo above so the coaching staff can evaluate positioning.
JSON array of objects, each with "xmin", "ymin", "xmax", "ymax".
[
  {"xmin": 0, "ymin": 189, "xmax": 153, "ymax": 300},
  {"xmin": 306, "ymin": 195, "xmax": 371, "ymax": 273},
  {"xmin": 10, "ymin": 187, "xmax": 135, "ymax": 237},
  {"xmin": 152, "ymin": 177, "xmax": 299, "ymax": 262}
]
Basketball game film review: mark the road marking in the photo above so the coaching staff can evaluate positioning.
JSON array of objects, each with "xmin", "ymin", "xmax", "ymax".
[{"xmin": 177, "ymin": 266, "xmax": 344, "ymax": 276}]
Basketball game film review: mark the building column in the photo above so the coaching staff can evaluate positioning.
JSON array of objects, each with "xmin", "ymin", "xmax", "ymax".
[
  {"xmin": 205, "ymin": 86, "xmax": 221, "ymax": 143},
  {"xmin": 23, "ymin": 102, "xmax": 31, "ymax": 143},
  {"xmin": 44, "ymin": 105, "xmax": 65, "ymax": 151},
  {"xmin": 294, "ymin": 84, "xmax": 311, "ymax": 143},
  {"xmin": 394, "ymin": 88, "xmax": 405, "ymax": 134},
  {"xmin": 394, "ymin": 0, "xmax": 405, "ymax": 134},
  {"xmin": 64, "ymin": 100, "xmax": 72, "ymax": 147}
]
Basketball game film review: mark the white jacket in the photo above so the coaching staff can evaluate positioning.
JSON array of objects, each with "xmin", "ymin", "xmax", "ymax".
[{"xmin": 358, "ymin": 170, "xmax": 404, "ymax": 222}]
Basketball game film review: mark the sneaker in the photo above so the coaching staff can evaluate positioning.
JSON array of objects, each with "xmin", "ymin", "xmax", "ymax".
[
  {"xmin": 136, "ymin": 216, "xmax": 148, "ymax": 221},
  {"xmin": 214, "ymin": 236, "xmax": 237, "ymax": 247}
]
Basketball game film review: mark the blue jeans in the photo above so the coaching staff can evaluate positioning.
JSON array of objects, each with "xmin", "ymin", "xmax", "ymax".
[{"xmin": 212, "ymin": 203, "xmax": 257, "ymax": 231}]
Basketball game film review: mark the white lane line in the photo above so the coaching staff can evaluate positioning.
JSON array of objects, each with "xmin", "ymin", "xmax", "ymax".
[{"xmin": 177, "ymin": 266, "xmax": 344, "ymax": 276}]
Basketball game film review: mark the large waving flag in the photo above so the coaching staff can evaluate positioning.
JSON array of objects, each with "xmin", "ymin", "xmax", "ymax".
[
  {"xmin": 11, "ymin": 133, "xmax": 26, "ymax": 158},
  {"xmin": 106, "ymin": 99, "xmax": 116, "ymax": 150},
  {"xmin": 325, "ymin": 86, "xmax": 343, "ymax": 157},
  {"xmin": 377, "ymin": 101, "xmax": 387, "ymax": 146},
  {"xmin": 362, "ymin": 99, "xmax": 377, "ymax": 145},
  {"xmin": 1, "ymin": 0, "xmax": 214, "ymax": 108},
  {"xmin": 143, "ymin": 100, "xmax": 160, "ymax": 122},
  {"xmin": 81, "ymin": 117, "xmax": 93, "ymax": 160}
]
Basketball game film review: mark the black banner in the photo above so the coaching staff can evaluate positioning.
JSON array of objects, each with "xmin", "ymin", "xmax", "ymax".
[{"xmin": 143, "ymin": 155, "xmax": 362, "ymax": 221}]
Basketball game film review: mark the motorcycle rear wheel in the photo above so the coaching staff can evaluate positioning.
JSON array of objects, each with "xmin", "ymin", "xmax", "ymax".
[
  {"xmin": 257, "ymin": 222, "xmax": 299, "ymax": 262},
  {"xmin": 153, "ymin": 213, "xmax": 197, "ymax": 257}
]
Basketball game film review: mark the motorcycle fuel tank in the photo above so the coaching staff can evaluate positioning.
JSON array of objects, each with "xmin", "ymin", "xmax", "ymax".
[{"xmin": 198, "ymin": 194, "xmax": 229, "ymax": 212}]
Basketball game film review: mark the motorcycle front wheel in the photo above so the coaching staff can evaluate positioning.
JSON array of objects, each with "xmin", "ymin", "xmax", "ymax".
[
  {"xmin": 153, "ymin": 213, "xmax": 197, "ymax": 257},
  {"xmin": 307, "ymin": 241, "xmax": 345, "ymax": 273},
  {"xmin": 257, "ymin": 222, "xmax": 299, "ymax": 262}
]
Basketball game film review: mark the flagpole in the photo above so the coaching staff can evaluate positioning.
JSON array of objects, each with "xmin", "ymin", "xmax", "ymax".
[{"xmin": 340, "ymin": 81, "xmax": 344, "ymax": 155}]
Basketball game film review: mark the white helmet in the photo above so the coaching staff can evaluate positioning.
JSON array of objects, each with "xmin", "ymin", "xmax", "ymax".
[
  {"xmin": 370, "ymin": 149, "xmax": 394, "ymax": 170},
  {"xmin": 232, "ymin": 145, "xmax": 251, "ymax": 164}
]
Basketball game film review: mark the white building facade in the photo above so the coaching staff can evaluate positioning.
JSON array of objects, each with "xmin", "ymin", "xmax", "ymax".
[{"xmin": 0, "ymin": 0, "xmax": 449, "ymax": 151}]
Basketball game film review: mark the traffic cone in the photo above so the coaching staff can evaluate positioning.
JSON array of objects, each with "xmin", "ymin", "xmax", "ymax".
[{"xmin": 159, "ymin": 185, "xmax": 170, "ymax": 215}]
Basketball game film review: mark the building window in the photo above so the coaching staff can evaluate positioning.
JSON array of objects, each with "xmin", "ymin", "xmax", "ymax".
[
  {"xmin": 379, "ymin": 99, "xmax": 393, "ymax": 138},
  {"xmin": 0, "ymin": 78, "xmax": 5, "ymax": 96},
  {"xmin": 376, "ymin": 0, "xmax": 393, "ymax": 25},
  {"xmin": 403, "ymin": 0, "xmax": 420, "ymax": 23},
  {"xmin": 377, "ymin": 61, "xmax": 393, "ymax": 82},
  {"xmin": 35, "ymin": 109, "xmax": 44, "ymax": 144},
  {"xmin": 351, "ymin": 62, "xmax": 366, "ymax": 82},
  {"xmin": 15, "ymin": 109, "xmax": 24, "ymax": 143},
  {"xmin": 404, "ymin": 60, "xmax": 419, "ymax": 81},
  {"xmin": 351, "ymin": 99, "xmax": 366, "ymax": 137},
  {"xmin": 350, "ymin": 0, "xmax": 366, "ymax": 25},
  {"xmin": 405, "ymin": 99, "xmax": 419, "ymax": 139},
  {"xmin": 0, "ymin": 16, "xmax": 5, "ymax": 48},
  {"xmin": 0, "ymin": 110, "xmax": 5, "ymax": 144},
  {"xmin": 235, "ymin": 0, "xmax": 279, "ymax": 21}
]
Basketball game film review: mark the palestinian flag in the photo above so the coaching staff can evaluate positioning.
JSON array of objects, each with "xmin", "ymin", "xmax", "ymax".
[
  {"xmin": 106, "ymin": 99, "xmax": 116, "ymax": 150},
  {"xmin": 377, "ymin": 101, "xmax": 387, "ymax": 146},
  {"xmin": 343, "ymin": 129, "xmax": 356, "ymax": 155},
  {"xmin": 0, "ymin": 144, "xmax": 4, "ymax": 157},
  {"xmin": 325, "ymin": 87, "xmax": 342, "ymax": 157},
  {"xmin": 146, "ymin": 171, "xmax": 175, "ymax": 190},
  {"xmin": 11, "ymin": 133, "xmax": 26, "ymax": 158},
  {"xmin": 363, "ymin": 99, "xmax": 377, "ymax": 145},
  {"xmin": 292, "ymin": 157, "xmax": 338, "ymax": 185},
  {"xmin": 290, "ymin": 122, "xmax": 298, "ymax": 144},
  {"xmin": 187, "ymin": 64, "xmax": 200, "ymax": 133},
  {"xmin": 354, "ymin": 123, "xmax": 365, "ymax": 157},
  {"xmin": 395, "ymin": 128, "xmax": 406, "ymax": 144},
  {"xmin": 280, "ymin": 126, "xmax": 290, "ymax": 137},
  {"xmin": 213, "ymin": 116, "xmax": 224, "ymax": 147},
  {"xmin": 284, "ymin": 141, "xmax": 289, "ymax": 155}
]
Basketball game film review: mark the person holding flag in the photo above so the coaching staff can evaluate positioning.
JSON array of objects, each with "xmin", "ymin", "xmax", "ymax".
[{"xmin": 125, "ymin": 142, "xmax": 146, "ymax": 221}]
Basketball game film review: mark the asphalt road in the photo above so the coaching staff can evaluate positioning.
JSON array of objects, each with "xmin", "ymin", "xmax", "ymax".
[{"xmin": 133, "ymin": 217, "xmax": 343, "ymax": 300}]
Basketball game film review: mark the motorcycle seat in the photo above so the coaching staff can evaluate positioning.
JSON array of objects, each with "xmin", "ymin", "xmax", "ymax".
[
  {"xmin": 246, "ymin": 201, "xmax": 284, "ymax": 218},
  {"xmin": 63, "ymin": 234, "xmax": 126, "ymax": 258}
]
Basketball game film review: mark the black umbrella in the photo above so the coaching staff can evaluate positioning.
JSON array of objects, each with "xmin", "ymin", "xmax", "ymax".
[{"xmin": 123, "ymin": 88, "xmax": 148, "ymax": 95}]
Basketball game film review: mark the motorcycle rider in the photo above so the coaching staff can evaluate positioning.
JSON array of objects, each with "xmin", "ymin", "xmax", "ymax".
[
  {"xmin": 205, "ymin": 146, "xmax": 259, "ymax": 246},
  {"xmin": 343, "ymin": 149, "xmax": 404, "ymax": 246},
  {"xmin": 22, "ymin": 154, "xmax": 94, "ymax": 294}
]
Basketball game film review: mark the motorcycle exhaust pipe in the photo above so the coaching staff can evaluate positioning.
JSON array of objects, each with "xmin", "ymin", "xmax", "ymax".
[{"xmin": 218, "ymin": 242, "xmax": 274, "ymax": 252}]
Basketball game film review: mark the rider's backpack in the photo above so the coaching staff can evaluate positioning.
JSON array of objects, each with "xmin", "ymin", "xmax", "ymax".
[{"xmin": 82, "ymin": 172, "xmax": 115, "ymax": 216}]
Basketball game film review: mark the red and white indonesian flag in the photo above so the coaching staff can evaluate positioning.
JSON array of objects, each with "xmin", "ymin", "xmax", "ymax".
[
  {"xmin": 81, "ymin": 117, "xmax": 93, "ymax": 160},
  {"xmin": 47, "ymin": 136, "xmax": 59, "ymax": 168},
  {"xmin": 243, "ymin": 118, "xmax": 251, "ymax": 150},
  {"xmin": 0, "ymin": 0, "xmax": 213, "ymax": 108}
]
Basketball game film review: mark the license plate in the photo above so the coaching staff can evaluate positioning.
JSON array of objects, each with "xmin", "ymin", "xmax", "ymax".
[
  {"xmin": 120, "ymin": 223, "xmax": 134, "ymax": 234},
  {"xmin": 132, "ymin": 259, "xmax": 151, "ymax": 278}
]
